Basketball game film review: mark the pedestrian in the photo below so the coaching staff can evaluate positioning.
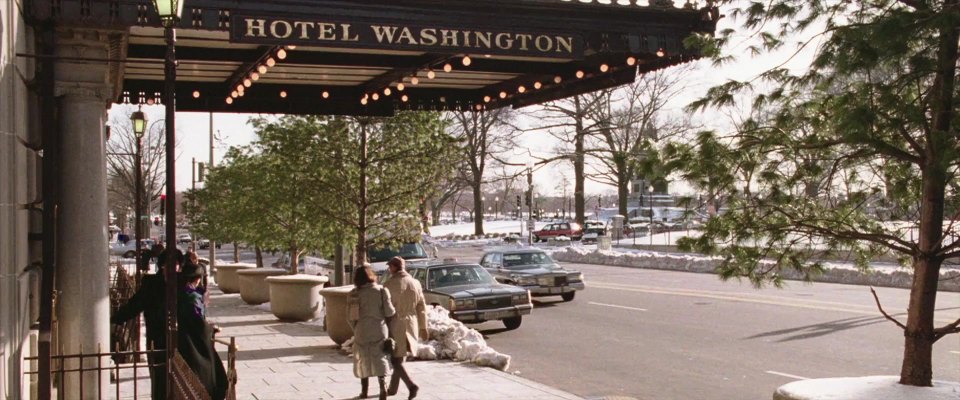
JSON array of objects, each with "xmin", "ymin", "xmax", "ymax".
[
  {"xmin": 383, "ymin": 256, "xmax": 428, "ymax": 399},
  {"xmin": 110, "ymin": 248, "xmax": 183, "ymax": 400},
  {"xmin": 348, "ymin": 263, "xmax": 396, "ymax": 400},
  {"xmin": 177, "ymin": 262, "xmax": 228, "ymax": 400}
]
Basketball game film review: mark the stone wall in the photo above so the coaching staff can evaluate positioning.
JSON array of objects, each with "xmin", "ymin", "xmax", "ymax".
[
  {"xmin": 552, "ymin": 248, "xmax": 960, "ymax": 293},
  {"xmin": 0, "ymin": 0, "xmax": 40, "ymax": 398}
]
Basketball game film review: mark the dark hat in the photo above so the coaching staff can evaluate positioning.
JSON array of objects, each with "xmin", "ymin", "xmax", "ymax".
[{"xmin": 180, "ymin": 262, "xmax": 205, "ymax": 279}]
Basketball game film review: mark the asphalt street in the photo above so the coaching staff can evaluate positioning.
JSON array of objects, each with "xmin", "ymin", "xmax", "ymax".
[{"xmin": 439, "ymin": 246, "xmax": 960, "ymax": 400}]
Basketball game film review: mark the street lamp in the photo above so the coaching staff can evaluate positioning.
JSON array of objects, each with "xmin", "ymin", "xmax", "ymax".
[
  {"xmin": 648, "ymin": 185, "xmax": 654, "ymax": 246},
  {"xmin": 130, "ymin": 109, "xmax": 147, "ymax": 280},
  {"xmin": 152, "ymin": 0, "xmax": 183, "ymax": 394},
  {"xmin": 526, "ymin": 160, "xmax": 534, "ymax": 244}
]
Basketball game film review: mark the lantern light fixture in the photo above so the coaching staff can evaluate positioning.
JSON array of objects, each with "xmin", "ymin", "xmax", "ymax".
[
  {"xmin": 151, "ymin": 0, "xmax": 184, "ymax": 27},
  {"xmin": 130, "ymin": 107, "xmax": 147, "ymax": 138}
]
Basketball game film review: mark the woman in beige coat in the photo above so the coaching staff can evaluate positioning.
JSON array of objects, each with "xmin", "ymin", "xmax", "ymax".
[
  {"xmin": 383, "ymin": 257, "xmax": 428, "ymax": 399},
  {"xmin": 348, "ymin": 265, "xmax": 396, "ymax": 400}
]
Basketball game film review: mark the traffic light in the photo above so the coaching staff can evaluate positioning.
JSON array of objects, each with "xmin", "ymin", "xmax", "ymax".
[
  {"xmin": 160, "ymin": 194, "xmax": 166, "ymax": 216},
  {"xmin": 524, "ymin": 190, "xmax": 531, "ymax": 206},
  {"xmin": 516, "ymin": 195, "xmax": 521, "ymax": 209}
]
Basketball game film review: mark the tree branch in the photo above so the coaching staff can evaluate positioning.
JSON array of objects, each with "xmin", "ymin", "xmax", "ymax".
[{"xmin": 870, "ymin": 287, "xmax": 907, "ymax": 331}]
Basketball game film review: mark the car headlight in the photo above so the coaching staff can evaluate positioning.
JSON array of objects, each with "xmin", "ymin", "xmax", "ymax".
[
  {"xmin": 454, "ymin": 299, "xmax": 476, "ymax": 310},
  {"xmin": 570, "ymin": 272, "xmax": 584, "ymax": 282},
  {"xmin": 511, "ymin": 275, "xmax": 537, "ymax": 285},
  {"xmin": 511, "ymin": 292, "xmax": 530, "ymax": 304},
  {"xmin": 537, "ymin": 277, "xmax": 552, "ymax": 286}
]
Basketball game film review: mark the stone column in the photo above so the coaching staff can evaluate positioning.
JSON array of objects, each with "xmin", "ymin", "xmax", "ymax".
[{"xmin": 53, "ymin": 28, "xmax": 124, "ymax": 399}]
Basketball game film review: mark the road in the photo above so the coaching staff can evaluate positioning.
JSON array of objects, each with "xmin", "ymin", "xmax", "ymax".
[{"xmin": 439, "ymin": 246, "xmax": 960, "ymax": 400}]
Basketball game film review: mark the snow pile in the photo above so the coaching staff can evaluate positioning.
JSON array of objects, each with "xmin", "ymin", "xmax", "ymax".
[
  {"xmin": 774, "ymin": 376, "xmax": 960, "ymax": 400},
  {"xmin": 551, "ymin": 247, "xmax": 960, "ymax": 292},
  {"xmin": 414, "ymin": 306, "xmax": 511, "ymax": 371}
]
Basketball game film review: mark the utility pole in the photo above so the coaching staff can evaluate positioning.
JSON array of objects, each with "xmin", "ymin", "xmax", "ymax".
[{"xmin": 208, "ymin": 113, "xmax": 216, "ymax": 272}]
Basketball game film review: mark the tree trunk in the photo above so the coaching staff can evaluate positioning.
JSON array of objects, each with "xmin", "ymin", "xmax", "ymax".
[
  {"xmin": 254, "ymin": 246, "xmax": 263, "ymax": 268},
  {"xmin": 289, "ymin": 244, "xmax": 300, "ymax": 275},
  {"xmin": 574, "ymin": 97, "xmax": 586, "ymax": 226},
  {"xmin": 356, "ymin": 122, "xmax": 369, "ymax": 267},
  {"xmin": 899, "ymin": 15, "xmax": 957, "ymax": 386},
  {"xmin": 233, "ymin": 242, "xmax": 239, "ymax": 262},
  {"xmin": 430, "ymin": 200, "xmax": 442, "ymax": 228},
  {"xmin": 419, "ymin": 200, "xmax": 430, "ymax": 235},
  {"xmin": 617, "ymin": 178, "xmax": 629, "ymax": 218},
  {"xmin": 472, "ymin": 184, "xmax": 484, "ymax": 235}
]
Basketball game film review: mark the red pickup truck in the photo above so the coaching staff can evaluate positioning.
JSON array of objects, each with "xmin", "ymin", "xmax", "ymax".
[{"xmin": 532, "ymin": 221, "xmax": 583, "ymax": 242}]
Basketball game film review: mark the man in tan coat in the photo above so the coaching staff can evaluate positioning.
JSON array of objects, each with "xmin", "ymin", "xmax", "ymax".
[{"xmin": 384, "ymin": 256, "xmax": 428, "ymax": 399}]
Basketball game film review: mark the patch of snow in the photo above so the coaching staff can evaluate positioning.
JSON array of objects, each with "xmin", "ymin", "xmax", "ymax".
[
  {"xmin": 774, "ymin": 376, "xmax": 960, "ymax": 400},
  {"xmin": 415, "ymin": 306, "xmax": 511, "ymax": 371}
]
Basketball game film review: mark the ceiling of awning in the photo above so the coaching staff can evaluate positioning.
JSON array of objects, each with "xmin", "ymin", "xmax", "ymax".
[{"xmin": 30, "ymin": 0, "xmax": 720, "ymax": 116}]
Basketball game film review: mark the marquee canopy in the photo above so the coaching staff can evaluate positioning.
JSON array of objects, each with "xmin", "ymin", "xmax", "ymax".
[{"xmin": 31, "ymin": 0, "xmax": 718, "ymax": 116}]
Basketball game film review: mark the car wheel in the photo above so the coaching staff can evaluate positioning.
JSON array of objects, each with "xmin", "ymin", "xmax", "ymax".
[
  {"xmin": 502, "ymin": 316, "xmax": 522, "ymax": 330},
  {"xmin": 532, "ymin": 235, "xmax": 540, "ymax": 243},
  {"xmin": 561, "ymin": 292, "xmax": 576, "ymax": 302},
  {"xmin": 123, "ymin": 250, "xmax": 136, "ymax": 259}
]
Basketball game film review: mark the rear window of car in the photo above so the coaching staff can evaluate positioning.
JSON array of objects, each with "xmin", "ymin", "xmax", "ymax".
[{"xmin": 502, "ymin": 252, "xmax": 555, "ymax": 268}]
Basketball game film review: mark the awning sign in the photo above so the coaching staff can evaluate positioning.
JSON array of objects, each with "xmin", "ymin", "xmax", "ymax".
[{"xmin": 231, "ymin": 15, "xmax": 584, "ymax": 59}]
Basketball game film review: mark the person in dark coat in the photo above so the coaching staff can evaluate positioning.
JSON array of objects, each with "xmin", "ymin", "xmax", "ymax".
[
  {"xmin": 177, "ymin": 262, "xmax": 228, "ymax": 400},
  {"xmin": 111, "ymin": 248, "xmax": 183, "ymax": 400}
]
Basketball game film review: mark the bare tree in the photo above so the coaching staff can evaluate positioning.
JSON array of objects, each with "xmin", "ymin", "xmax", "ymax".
[
  {"xmin": 106, "ymin": 114, "xmax": 167, "ymax": 240},
  {"xmin": 588, "ymin": 68, "xmax": 692, "ymax": 216},
  {"xmin": 448, "ymin": 109, "xmax": 520, "ymax": 235}
]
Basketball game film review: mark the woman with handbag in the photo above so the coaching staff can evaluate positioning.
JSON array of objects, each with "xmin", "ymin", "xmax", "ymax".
[{"xmin": 348, "ymin": 264, "xmax": 397, "ymax": 400}]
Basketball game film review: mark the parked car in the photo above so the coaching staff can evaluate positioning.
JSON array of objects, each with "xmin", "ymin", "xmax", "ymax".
[
  {"xmin": 404, "ymin": 260, "xmax": 533, "ymax": 330},
  {"xmin": 366, "ymin": 242, "xmax": 431, "ymax": 274},
  {"xmin": 479, "ymin": 248, "xmax": 584, "ymax": 302},
  {"xmin": 196, "ymin": 238, "xmax": 222, "ymax": 250},
  {"xmin": 109, "ymin": 239, "xmax": 156, "ymax": 258},
  {"xmin": 531, "ymin": 221, "xmax": 582, "ymax": 242},
  {"xmin": 580, "ymin": 220, "xmax": 607, "ymax": 243},
  {"xmin": 177, "ymin": 233, "xmax": 192, "ymax": 244}
]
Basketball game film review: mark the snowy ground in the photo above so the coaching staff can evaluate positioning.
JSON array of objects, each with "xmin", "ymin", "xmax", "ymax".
[{"xmin": 773, "ymin": 376, "xmax": 960, "ymax": 400}]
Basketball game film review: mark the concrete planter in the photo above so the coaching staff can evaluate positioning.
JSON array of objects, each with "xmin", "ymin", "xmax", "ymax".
[
  {"xmin": 266, "ymin": 274, "xmax": 329, "ymax": 321},
  {"xmin": 319, "ymin": 285, "xmax": 355, "ymax": 345},
  {"xmin": 773, "ymin": 376, "xmax": 960, "ymax": 400},
  {"xmin": 213, "ymin": 263, "xmax": 256, "ymax": 294},
  {"xmin": 237, "ymin": 268, "xmax": 287, "ymax": 305}
]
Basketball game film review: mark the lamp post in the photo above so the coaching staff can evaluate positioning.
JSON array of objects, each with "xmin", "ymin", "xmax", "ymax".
[
  {"xmin": 152, "ymin": 0, "xmax": 183, "ymax": 395},
  {"xmin": 494, "ymin": 196, "xmax": 499, "ymax": 220},
  {"xmin": 130, "ymin": 108, "xmax": 147, "ymax": 281},
  {"xmin": 648, "ymin": 185, "xmax": 654, "ymax": 246},
  {"xmin": 526, "ymin": 160, "xmax": 534, "ymax": 245}
]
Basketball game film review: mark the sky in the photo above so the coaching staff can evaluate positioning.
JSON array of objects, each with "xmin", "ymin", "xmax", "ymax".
[{"xmin": 106, "ymin": 1, "xmax": 821, "ymax": 196}]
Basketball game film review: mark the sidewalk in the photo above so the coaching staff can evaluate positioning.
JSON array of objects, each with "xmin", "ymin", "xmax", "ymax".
[{"xmin": 206, "ymin": 286, "xmax": 583, "ymax": 400}]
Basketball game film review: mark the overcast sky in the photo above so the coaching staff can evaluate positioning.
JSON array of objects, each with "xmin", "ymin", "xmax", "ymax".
[{"xmin": 107, "ymin": 1, "xmax": 820, "ymax": 196}]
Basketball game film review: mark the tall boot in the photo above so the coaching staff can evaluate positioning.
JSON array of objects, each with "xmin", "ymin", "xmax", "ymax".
[
  {"xmin": 359, "ymin": 377, "xmax": 369, "ymax": 399},
  {"xmin": 378, "ymin": 376, "xmax": 388, "ymax": 400}
]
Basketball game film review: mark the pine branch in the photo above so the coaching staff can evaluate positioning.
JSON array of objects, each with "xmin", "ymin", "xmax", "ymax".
[{"xmin": 870, "ymin": 287, "xmax": 907, "ymax": 331}]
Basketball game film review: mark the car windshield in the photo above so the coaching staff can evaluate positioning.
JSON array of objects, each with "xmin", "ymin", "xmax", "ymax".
[
  {"xmin": 367, "ymin": 243, "xmax": 428, "ymax": 263},
  {"xmin": 428, "ymin": 265, "xmax": 495, "ymax": 288},
  {"xmin": 502, "ymin": 252, "xmax": 557, "ymax": 269}
]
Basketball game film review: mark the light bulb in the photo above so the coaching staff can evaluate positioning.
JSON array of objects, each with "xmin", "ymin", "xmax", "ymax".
[
  {"xmin": 397, "ymin": 83, "xmax": 405, "ymax": 91},
  {"xmin": 483, "ymin": 96, "xmax": 491, "ymax": 103},
  {"xmin": 411, "ymin": 77, "xmax": 420, "ymax": 85},
  {"xmin": 322, "ymin": 91, "xmax": 330, "ymax": 99},
  {"xmin": 266, "ymin": 57, "xmax": 276, "ymax": 67},
  {"xmin": 239, "ymin": 91, "xmax": 245, "ymax": 97},
  {"xmin": 443, "ymin": 63, "xmax": 453, "ymax": 73},
  {"xmin": 361, "ymin": 97, "xmax": 368, "ymax": 105},
  {"xmin": 236, "ymin": 84, "xmax": 244, "ymax": 92},
  {"xmin": 226, "ymin": 97, "xmax": 233, "ymax": 104},
  {"xmin": 401, "ymin": 94, "xmax": 409, "ymax": 102},
  {"xmin": 600, "ymin": 64, "xmax": 609, "ymax": 72},
  {"xmin": 231, "ymin": 90, "xmax": 238, "ymax": 98},
  {"xmin": 475, "ymin": 104, "xmax": 483, "ymax": 111},
  {"xmin": 277, "ymin": 48, "xmax": 287, "ymax": 60},
  {"xmin": 280, "ymin": 90, "xmax": 287, "ymax": 98},
  {"xmin": 462, "ymin": 55, "xmax": 472, "ymax": 66},
  {"xmin": 258, "ymin": 65, "xmax": 268, "ymax": 74},
  {"xmin": 554, "ymin": 76, "xmax": 562, "ymax": 84},
  {"xmin": 286, "ymin": 45, "xmax": 296, "ymax": 50},
  {"xmin": 656, "ymin": 48, "xmax": 665, "ymax": 57},
  {"xmin": 534, "ymin": 81, "xmax": 542, "ymax": 89},
  {"xmin": 243, "ymin": 79, "xmax": 252, "ymax": 87},
  {"xmin": 576, "ymin": 70, "xmax": 585, "ymax": 79},
  {"xmin": 384, "ymin": 88, "xmax": 392, "ymax": 96},
  {"xmin": 518, "ymin": 85, "xmax": 526, "ymax": 93},
  {"xmin": 627, "ymin": 56, "xmax": 637, "ymax": 66},
  {"xmin": 192, "ymin": 90, "xmax": 200, "ymax": 98},
  {"xmin": 372, "ymin": 93, "xmax": 380, "ymax": 101},
  {"xmin": 251, "ymin": 72, "xmax": 260, "ymax": 81},
  {"xmin": 427, "ymin": 70, "xmax": 436, "ymax": 79},
  {"xmin": 499, "ymin": 91, "xmax": 507, "ymax": 99}
]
